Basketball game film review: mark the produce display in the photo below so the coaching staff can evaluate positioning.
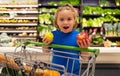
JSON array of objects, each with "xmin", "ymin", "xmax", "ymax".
[
  {"xmin": 103, "ymin": 22, "xmax": 120, "ymax": 37},
  {"xmin": 116, "ymin": 41, "xmax": 120, "ymax": 47},
  {"xmin": 83, "ymin": 6, "xmax": 120, "ymax": 15},
  {"xmin": 0, "ymin": 0, "xmax": 37, "ymax": 5},
  {"xmin": 100, "ymin": 0, "xmax": 120, "ymax": 6},
  {"xmin": 82, "ymin": 6, "xmax": 120, "ymax": 27},
  {"xmin": 0, "ymin": 0, "xmax": 38, "ymax": 41},
  {"xmin": 0, "ymin": 19, "xmax": 37, "ymax": 23},
  {"xmin": 47, "ymin": 0, "xmax": 80, "ymax": 5},
  {"xmin": 103, "ymin": 39, "xmax": 112, "ymax": 47},
  {"xmin": 0, "ymin": 32, "xmax": 12, "ymax": 43},
  {"xmin": 82, "ymin": 0, "xmax": 120, "ymax": 46},
  {"xmin": 38, "ymin": 13, "xmax": 52, "ymax": 24},
  {"xmin": 92, "ymin": 34, "xmax": 103, "ymax": 46},
  {"xmin": 0, "ymin": 33, "xmax": 30, "ymax": 47},
  {"xmin": 0, "ymin": 33, "xmax": 14, "ymax": 47},
  {"xmin": 115, "ymin": 0, "xmax": 120, "ymax": 6}
]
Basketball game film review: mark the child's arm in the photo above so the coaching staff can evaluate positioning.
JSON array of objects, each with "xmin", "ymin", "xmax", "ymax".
[{"xmin": 77, "ymin": 38, "xmax": 91, "ymax": 60}]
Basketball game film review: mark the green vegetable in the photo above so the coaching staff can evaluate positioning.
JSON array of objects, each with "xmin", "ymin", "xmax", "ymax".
[
  {"xmin": 1, "ymin": 67, "xmax": 22, "ymax": 76},
  {"xmin": 47, "ymin": 0, "xmax": 80, "ymax": 5},
  {"xmin": 92, "ymin": 34, "xmax": 103, "ymax": 45}
]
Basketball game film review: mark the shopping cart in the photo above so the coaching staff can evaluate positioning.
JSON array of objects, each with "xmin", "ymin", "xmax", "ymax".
[{"xmin": 0, "ymin": 41, "xmax": 99, "ymax": 76}]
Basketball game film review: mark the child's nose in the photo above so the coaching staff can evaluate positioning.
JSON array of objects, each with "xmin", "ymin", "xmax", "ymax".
[{"xmin": 63, "ymin": 20, "xmax": 68, "ymax": 24}]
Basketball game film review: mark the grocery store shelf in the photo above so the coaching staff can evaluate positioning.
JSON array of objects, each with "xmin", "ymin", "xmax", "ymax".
[
  {"xmin": 13, "ymin": 36, "xmax": 36, "ymax": 39},
  {"xmin": 0, "ymin": 5, "xmax": 38, "ymax": 7},
  {"xmin": 0, "ymin": 3, "xmax": 38, "ymax": 40},
  {"xmin": 0, "ymin": 11, "xmax": 38, "ymax": 13},
  {"xmin": 0, "ymin": 16, "xmax": 38, "ymax": 19},
  {"xmin": 0, "ymin": 23, "xmax": 37, "ymax": 26},
  {"xmin": 0, "ymin": 30, "xmax": 37, "ymax": 33}
]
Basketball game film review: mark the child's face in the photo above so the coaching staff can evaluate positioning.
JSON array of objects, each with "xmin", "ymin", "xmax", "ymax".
[{"xmin": 57, "ymin": 10, "xmax": 75, "ymax": 33}]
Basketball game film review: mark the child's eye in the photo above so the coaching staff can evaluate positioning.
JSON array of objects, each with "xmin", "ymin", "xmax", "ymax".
[
  {"xmin": 68, "ymin": 18, "xmax": 72, "ymax": 21},
  {"xmin": 60, "ymin": 18, "xmax": 64, "ymax": 21}
]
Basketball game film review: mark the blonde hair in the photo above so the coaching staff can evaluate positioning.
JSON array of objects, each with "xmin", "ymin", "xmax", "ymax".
[{"xmin": 53, "ymin": 4, "xmax": 78, "ymax": 29}]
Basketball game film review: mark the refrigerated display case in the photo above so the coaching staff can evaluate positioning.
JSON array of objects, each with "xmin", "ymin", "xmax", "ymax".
[{"xmin": 81, "ymin": 0, "xmax": 120, "ymax": 43}]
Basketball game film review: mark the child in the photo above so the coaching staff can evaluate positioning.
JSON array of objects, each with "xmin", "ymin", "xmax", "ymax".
[{"xmin": 42, "ymin": 4, "xmax": 90, "ymax": 76}]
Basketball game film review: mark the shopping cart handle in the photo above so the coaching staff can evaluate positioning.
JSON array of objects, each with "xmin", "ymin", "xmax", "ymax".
[{"xmin": 23, "ymin": 41, "xmax": 100, "ymax": 56}]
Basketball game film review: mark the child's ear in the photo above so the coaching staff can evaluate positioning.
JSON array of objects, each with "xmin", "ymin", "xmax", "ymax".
[
  {"xmin": 53, "ymin": 20, "xmax": 59, "ymax": 29},
  {"xmin": 73, "ymin": 20, "xmax": 78, "ymax": 28}
]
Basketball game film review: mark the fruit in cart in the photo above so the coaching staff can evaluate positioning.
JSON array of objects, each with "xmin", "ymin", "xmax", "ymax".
[
  {"xmin": 43, "ymin": 70, "xmax": 60, "ymax": 76},
  {"xmin": 2, "ymin": 66, "xmax": 60, "ymax": 76},
  {"xmin": 0, "ymin": 53, "xmax": 60, "ymax": 76},
  {"xmin": 44, "ymin": 32, "xmax": 54, "ymax": 41},
  {"xmin": 6, "ymin": 58, "xmax": 20, "ymax": 70},
  {"xmin": 76, "ymin": 32, "xmax": 89, "ymax": 41},
  {"xmin": 23, "ymin": 65, "xmax": 32, "ymax": 73},
  {"xmin": 0, "ymin": 54, "xmax": 6, "ymax": 62},
  {"xmin": 0, "ymin": 53, "xmax": 23, "ymax": 70},
  {"xmin": 35, "ymin": 69, "xmax": 44, "ymax": 76},
  {"xmin": 0, "ymin": 54, "xmax": 19, "ymax": 70}
]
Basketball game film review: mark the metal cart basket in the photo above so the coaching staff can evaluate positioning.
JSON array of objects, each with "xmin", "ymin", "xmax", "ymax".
[{"xmin": 0, "ymin": 41, "xmax": 99, "ymax": 76}]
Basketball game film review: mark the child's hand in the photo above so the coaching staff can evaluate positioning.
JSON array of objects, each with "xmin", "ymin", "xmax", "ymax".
[
  {"xmin": 42, "ymin": 32, "xmax": 53, "ymax": 44},
  {"xmin": 77, "ymin": 39, "xmax": 90, "ymax": 48},
  {"xmin": 76, "ymin": 32, "xmax": 91, "ymax": 48}
]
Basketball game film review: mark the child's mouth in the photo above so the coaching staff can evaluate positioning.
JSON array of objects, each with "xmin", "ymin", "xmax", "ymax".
[{"xmin": 63, "ymin": 26, "xmax": 69, "ymax": 29}]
